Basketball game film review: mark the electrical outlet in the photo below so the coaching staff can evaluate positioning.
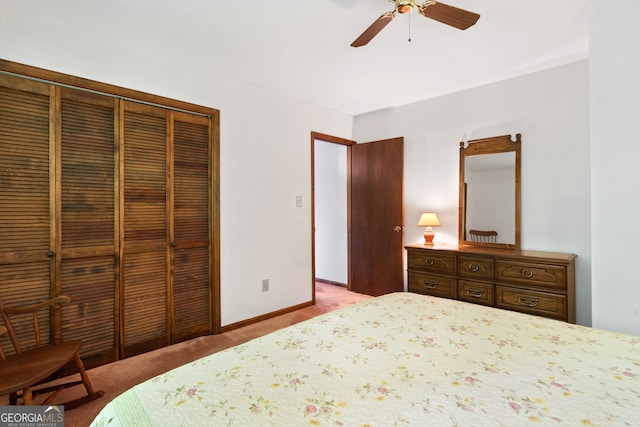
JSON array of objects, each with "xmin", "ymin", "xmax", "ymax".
[
  {"xmin": 262, "ymin": 279, "xmax": 269, "ymax": 292},
  {"xmin": 296, "ymin": 196, "xmax": 302, "ymax": 207}
]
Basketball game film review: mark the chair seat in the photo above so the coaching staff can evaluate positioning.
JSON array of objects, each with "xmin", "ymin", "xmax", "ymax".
[{"xmin": 0, "ymin": 340, "xmax": 82, "ymax": 395}]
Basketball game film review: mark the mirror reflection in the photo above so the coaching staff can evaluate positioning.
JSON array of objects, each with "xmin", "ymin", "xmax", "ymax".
[{"xmin": 459, "ymin": 134, "xmax": 521, "ymax": 249}]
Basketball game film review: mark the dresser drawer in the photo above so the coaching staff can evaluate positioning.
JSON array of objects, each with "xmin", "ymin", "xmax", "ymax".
[
  {"xmin": 458, "ymin": 256, "xmax": 494, "ymax": 280},
  {"xmin": 495, "ymin": 286, "xmax": 566, "ymax": 320},
  {"xmin": 495, "ymin": 260, "xmax": 566, "ymax": 291},
  {"xmin": 458, "ymin": 280, "xmax": 494, "ymax": 306},
  {"xmin": 407, "ymin": 250, "xmax": 456, "ymax": 275},
  {"xmin": 408, "ymin": 271, "xmax": 457, "ymax": 299}
]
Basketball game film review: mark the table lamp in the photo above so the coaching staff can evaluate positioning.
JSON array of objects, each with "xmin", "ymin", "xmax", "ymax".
[{"xmin": 417, "ymin": 212, "xmax": 440, "ymax": 246}]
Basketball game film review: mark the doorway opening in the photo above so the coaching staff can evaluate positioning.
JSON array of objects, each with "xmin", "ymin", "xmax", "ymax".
[
  {"xmin": 311, "ymin": 132, "xmax": 355, "ymax": 300},
  {"xmin": 311, "ymin": 133, "xmax": 405, "ymax": 300}
]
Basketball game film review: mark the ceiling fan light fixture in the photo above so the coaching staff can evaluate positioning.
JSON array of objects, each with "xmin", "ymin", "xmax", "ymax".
[{"xmin": 396, "ymin": 0, "xmax": 414, "ymax": 14}]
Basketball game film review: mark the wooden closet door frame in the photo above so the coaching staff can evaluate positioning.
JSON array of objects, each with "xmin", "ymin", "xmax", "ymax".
[
  {"xmin": 50, "ymin": 85, "xmax": 62, "ymax": 299},
  {"xmin": 0, "ymin": 59, "xmax": 221, "ymax": 361}
]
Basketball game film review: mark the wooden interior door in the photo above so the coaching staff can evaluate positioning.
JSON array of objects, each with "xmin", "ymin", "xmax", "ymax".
[
  {"xmin": 59, "ymin": 87, "xmax": 118, "ymax": 365},
  {"xmin": 0, "ymin": 75, "xmax": 54, "ymax": 349},
  {"xmin": 171, "ymin": 112, "xmax": 212, "ymax": 342},
  {"xmin": 350, "ymin": 137, "xmax": 404, "ymax": 296},
  {"xmin": 121, "ymin": 101, "xmax": 169, "ymax": 357}
]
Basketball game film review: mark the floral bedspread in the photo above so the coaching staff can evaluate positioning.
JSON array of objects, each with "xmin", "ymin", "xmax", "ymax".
[{"xmin": 91, "ymin": 292, "xmax": 640, "ymax": 426}]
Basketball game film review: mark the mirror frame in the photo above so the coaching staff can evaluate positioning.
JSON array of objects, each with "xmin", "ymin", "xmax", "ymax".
[{"xmin": 458, "ymin": 133, "xmax": 521, "ymax": 249}]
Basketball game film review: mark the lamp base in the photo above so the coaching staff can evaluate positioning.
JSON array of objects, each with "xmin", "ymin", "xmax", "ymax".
[{"xmin": 423, "ymin": 230, "xmax": 435, "ymax": 246}]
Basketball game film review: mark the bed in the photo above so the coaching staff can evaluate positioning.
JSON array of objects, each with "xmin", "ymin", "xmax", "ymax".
[{"xmin": 90, "ymin": 292, "xmax": 640, "ymax": 426}]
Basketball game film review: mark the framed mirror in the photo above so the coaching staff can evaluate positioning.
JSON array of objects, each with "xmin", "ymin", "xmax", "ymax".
[{"xmin": 459, "ymin": 134, "xmax": 521, "ymax": 249}]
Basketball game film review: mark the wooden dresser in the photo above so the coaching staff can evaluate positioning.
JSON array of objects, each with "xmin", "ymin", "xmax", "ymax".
[{"xmin": 405, "ymin": 244, "xmax": 576, "ymax": 323}]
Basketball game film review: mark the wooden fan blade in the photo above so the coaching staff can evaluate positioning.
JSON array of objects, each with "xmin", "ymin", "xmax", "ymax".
[
  {"xmin": 419, "ymin": 1, "xmax": 480, "ymax": 30},
  {"xmin": 351, "ymin": 11, "xmax": 395, "ymax": 47}
]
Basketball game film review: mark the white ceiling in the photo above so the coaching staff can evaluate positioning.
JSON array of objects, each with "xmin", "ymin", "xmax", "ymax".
[{"xmin": 7, "ymin": 0, "xmax": 588, "ymax": 116}]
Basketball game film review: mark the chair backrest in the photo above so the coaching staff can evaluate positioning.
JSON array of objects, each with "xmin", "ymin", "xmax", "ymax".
[
  {"xmin": 0, "ymin": 296, "xmax": 72, "ymax": 356},
  {"xmin": 0, "ymin": 325, "xmax": 7, "ymax": 360},
  {"xmin": 469, "ymin": 229, "xmax": 498, "ymax": 243}
]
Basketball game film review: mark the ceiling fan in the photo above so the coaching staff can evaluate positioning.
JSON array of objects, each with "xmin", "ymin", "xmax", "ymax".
[{"xmin": 351, "ymin": 0, "xmax": 480, "ymax": 47}]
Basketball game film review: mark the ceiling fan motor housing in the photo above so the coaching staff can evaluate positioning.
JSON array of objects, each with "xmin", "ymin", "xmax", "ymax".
[{"xmin": 396, "ymin": 0, "xmax": 415, "ymax": 14}]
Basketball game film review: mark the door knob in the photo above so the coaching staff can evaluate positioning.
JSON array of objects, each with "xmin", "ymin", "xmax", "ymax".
[
  {"xmin": 394, "ymin": 225, "xmax": 402, "ymax": 233},
  {"xmin": 46, "ymin": 251, "xmax": 55, "ymax": 258}
]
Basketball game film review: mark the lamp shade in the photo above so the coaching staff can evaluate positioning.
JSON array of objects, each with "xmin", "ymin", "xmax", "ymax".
[{"xmin": 417, "ymin": 212, "xmax": 441, "ymax": 227}]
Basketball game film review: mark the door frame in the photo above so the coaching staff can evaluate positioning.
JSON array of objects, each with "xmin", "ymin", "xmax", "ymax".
[{"xmin": 310, "ymin": 132, "xmax": 356, "ymax": 303}]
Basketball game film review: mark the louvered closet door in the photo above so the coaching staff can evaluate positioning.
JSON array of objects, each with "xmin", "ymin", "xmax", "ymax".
[
  {"xmin": 59, "ymin": 87, "xmax": 117, "ymax": 365},
  {"xmin": 121, "ymin": 101, "xmax": 169, "ymax": 357},
  {"xmin": 0, "ymin": 75, "xmax": 54, "ymax": 351},
  {"xmin": 171, "ymin": 112, "xmax": 211, "ymax": 342}
]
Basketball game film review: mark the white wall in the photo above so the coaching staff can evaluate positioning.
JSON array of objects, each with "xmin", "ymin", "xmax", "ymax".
[
  {"xmin": 590, "ymin": 2, "xmax": 640, "ymax": 336},
  {"xmin": 314, "ymin": 141, "xmax": 348, "ymax": 284},
  {"xmin": 354, "ymin": 61, "xmax": 592, "ymax": 326},
  {"xmin": 218, "ymin": 83, "xmax": 351, "ymax": 326},
  {"xmin": 0, "ymin": 8, "xmax": 353, "ymax": 327}
]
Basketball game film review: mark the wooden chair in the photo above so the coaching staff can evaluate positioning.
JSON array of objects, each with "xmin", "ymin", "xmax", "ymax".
[
  {"xmin": 0, "ymin": 295, "xmax": 104, "ymax": 409},
  {"xmin": 469, "ymin": 229, "xmax": 498, "ymax": 243}
]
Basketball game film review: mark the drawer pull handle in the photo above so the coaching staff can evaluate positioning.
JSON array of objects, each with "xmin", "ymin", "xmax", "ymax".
[
  {"xmin": 425, "ymin": 258, "xmax": 435, "ymax": 266},
  {"xmin": 521, "ymin": 268, "xmax": 534, "ymax": 278},
  {"xmin": 517, "ymin": 296, "xmax": 539, "ymax": 307},
  {"xmin": 469, "ymin": 263, "xmax": 480, "ymax": 272},
  {"xmin": 423, "ymin": 281, "xmax": 437, "ymax": 289},
  {"xmin": 466, "ymin": 288, "xmax": 484, "ymax": 298}
]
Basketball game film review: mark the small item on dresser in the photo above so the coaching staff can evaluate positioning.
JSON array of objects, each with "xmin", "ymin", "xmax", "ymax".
[{"xmin": 417, "ymin": 212, "xmax": 441, "ymax": 245}]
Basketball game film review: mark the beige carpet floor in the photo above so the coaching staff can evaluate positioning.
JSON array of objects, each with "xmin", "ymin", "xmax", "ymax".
[{"xmin": 5, "ymin": 283, "xmax": 370, "ymax": 426}]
